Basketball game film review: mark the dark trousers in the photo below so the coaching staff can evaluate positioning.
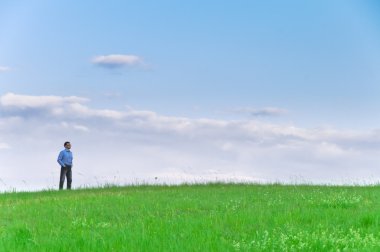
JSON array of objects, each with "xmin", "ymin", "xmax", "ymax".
[{"xmin": 59, "ymin": 165, "xmax": 72, "ymax": 190}]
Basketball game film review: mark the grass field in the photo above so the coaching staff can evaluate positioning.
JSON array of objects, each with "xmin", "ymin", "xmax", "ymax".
[{"xmin": 1, "ymin": 183, "xmax": 380, "ymax": 251}]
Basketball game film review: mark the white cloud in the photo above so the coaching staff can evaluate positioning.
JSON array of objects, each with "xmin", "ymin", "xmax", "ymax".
[
  {"xmin": 1, "ymin": 92, "xmax": 380, "ymax": 190},
  {"xmin": 68, "ymin": 103, "xmax": 125, "ymax": 119},
  {"xmin": 0, "ymin": 66, "xmax": 11, "ymax": 72},
  {"xmin": 92, "ymin": 54, "xmax": 144, "ymax": 68},
  {"xmin": 61, "ymin": 121, "xmax": 89, "ymax": 132},
  {"xmin": 0, "ymin": 93, "xmax": 89, "ymax": 109}
]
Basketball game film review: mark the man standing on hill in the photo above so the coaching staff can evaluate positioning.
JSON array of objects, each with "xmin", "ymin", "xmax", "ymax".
[{"xmin": 57, "ymin": 141, "xmax": 73, "ymax": 190}]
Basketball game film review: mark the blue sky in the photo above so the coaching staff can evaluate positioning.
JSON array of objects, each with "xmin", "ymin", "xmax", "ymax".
[{"xmin": 1, "ymin": 1, "xmax": 380, "ymax": 189}]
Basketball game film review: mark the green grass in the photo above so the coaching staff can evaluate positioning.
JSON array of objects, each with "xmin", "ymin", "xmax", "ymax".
[{"xmin": 1, "ymin": 183, "xmax": 380, "ymax": 251}]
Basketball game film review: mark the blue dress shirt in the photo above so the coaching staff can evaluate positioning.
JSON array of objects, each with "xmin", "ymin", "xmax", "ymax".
[{"xmin": 57, "ymin": 149, "xmax": 73, "ymax": 167}]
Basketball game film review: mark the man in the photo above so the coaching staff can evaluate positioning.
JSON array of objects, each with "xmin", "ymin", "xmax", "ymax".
[{"xmin": 57, "ymin": 141, "xmax": 73, "ymax": 190}]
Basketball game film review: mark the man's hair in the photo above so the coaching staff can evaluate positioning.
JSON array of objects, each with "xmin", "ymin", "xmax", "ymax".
[{"xmin": 64, "ymin": 141, "xmax": 70, "ymax": 147}]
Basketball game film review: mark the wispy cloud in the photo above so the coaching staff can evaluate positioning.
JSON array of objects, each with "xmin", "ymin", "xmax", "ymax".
[
  {"xmin": 92, "ymin": 54, "xmax": 144, "ymax": 69},
  {"xmin": 104, "ymin": 92, "xmax": 122, "ymax": 99},
  {"xmin": 0, "ymin": 66, "xmax": 11, "ymax": 72},
  {"xmin": 0, "ymin": 142, "xmax": 10, "ymax": 149},
  {"xmin": 229, "ymin": 107, "xmax": 288, "ymax": 117}
]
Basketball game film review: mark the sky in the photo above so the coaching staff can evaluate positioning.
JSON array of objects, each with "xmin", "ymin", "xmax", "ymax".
[{"xmin": 1, "ymin": 0, "xmax": 380, "ymax": 190}]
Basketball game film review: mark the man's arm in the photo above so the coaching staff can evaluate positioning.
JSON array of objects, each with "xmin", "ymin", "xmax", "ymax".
[{"xmin": 57, "ymin": 151, "xmax": 65, "ymax": 167}]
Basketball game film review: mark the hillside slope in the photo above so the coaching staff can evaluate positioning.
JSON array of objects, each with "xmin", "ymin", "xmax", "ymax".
[{"xmin": 1, "ymin": 183, "xmax": 380, "ymax": 251}]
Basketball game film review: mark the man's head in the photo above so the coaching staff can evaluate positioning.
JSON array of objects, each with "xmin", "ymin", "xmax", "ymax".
[{"xmin": 64, "ymin": 141, "xmax": 71, "ymax": 149}]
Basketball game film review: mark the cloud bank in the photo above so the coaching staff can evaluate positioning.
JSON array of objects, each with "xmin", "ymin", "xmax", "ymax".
[
  {"xmin": 1, "ymin": 92, "xmax": 380, "ymax": 190},
  {"xmin": 92, "ymin": 54, "xmax": 144, "ymax": 69}
]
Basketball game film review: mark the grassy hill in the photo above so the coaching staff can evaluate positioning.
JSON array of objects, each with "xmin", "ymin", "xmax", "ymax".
[{"xmin": 1, "ymin": 183, "xmax": 380, "ymax": 251}]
